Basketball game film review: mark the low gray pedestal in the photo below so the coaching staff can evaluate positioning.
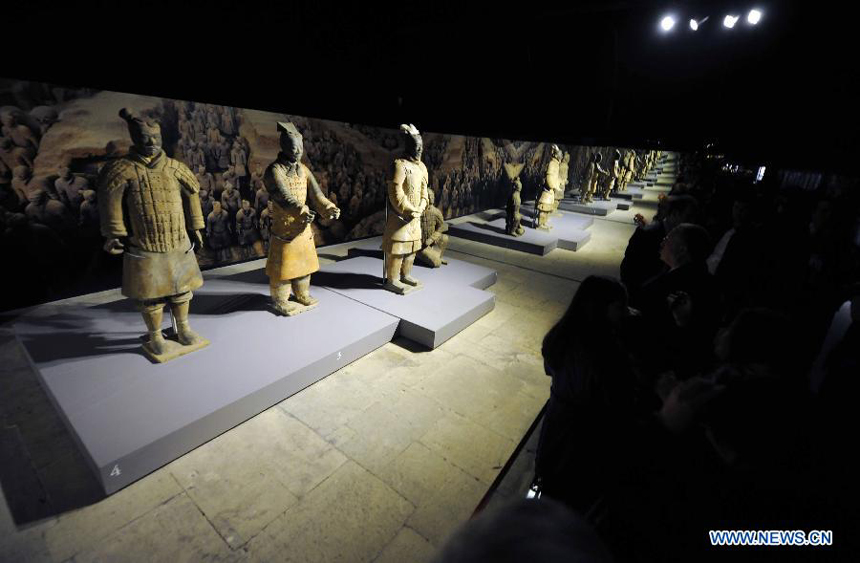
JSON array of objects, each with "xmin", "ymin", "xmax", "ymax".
[
  {"xmin": 557, "ymin": 199, "xmax": 618, "ymax": 216},
  {"xmin": 448, "ymin": 220, "xmax": 559, "ymax": 255},
  {"xmin": 15, "ymin": 279, "xmax": 399, "ymax": 495},
  {"xmin": 314, "ymin": 256, "xmax": 495, "ymax": 349},
  {"xmin": 346, "ymin": 237, "xmax": 497, "ymax": 289}
]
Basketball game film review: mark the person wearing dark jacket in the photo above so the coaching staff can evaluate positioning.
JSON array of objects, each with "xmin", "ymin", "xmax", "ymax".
[
  {"xmin": 535, "ymin": 276, "xmax": 641, "ymax": 512},
  {"xmin": 638, "ymin": 223, "xmax": 721, "ymax": 378}
]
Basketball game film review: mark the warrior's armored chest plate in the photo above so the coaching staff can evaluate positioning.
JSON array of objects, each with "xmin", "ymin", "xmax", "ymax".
[
  {"xmin": 126, "ymin": 161, "xmax": 186, "ymax": 252},
  {"xmin": 401, "ymin": 161, "xmax": 426, "ymax": 207},
  {"xmin": 269, "ymin": 165, "xmax": 309, "ymax": 241}
]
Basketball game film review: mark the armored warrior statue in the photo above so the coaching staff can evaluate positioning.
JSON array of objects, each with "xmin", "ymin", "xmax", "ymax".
[
  {"xmin": 602, "ymin": 150, "xmax": 622, "ymax": 200},
  {"xmin": 98, "ymin": 108, "xmax": 208, "ymax": 362},
  {"xmin": 264, "ymin": 122, "xmax": 340, "ymax": 316},
  {"xmin": 506, "ymin": 177, "xmax": 525, "ymax": 237},
  {"xmin": 259, "ymin": 200, "xmax": 272, "ymax": 248},
  {"xmin": 206, "ymin": 200, "xmax": 232, "ymax": 262},
  {"xmin": 620, "ymin": 149, "xmax": 636, "ymax": 192},
  {"xmin": 558, "ymin": 152, "xmax": 570, "ymax": 198},
  {"xmin": 535, "ymin": 144, "xmax": 561, "ymax": 229},
  {"xmin": 382, "ymin": 124, "xmax": 429, "ymax": 294},
  {"xmin": 235, "ymin": 199, "xmax": 261, "ymax": 258},
  {"xmin": 55, "ymin": 166, "xmax": 89, "ymax": 213},
  {"xmin": 415, "ymin": 188, "xmax": 448, "ymax": 268},
  {"xmin": 582, "ymin": 152, "xmax": 608, "ymax": 204}
]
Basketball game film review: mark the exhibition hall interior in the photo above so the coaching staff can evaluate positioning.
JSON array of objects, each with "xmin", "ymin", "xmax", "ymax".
[{"xmin": 1, "ymin": 0, "xmax": 858, "ymax": 561}]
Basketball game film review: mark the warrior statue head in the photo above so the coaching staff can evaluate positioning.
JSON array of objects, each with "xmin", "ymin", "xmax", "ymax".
[
  {"xmin": 277, "ymin": 121, "xmax": 303, "ymax": 163},
  {"xmin": 550, "ymin": 144, "xmax": 562, "ymax": 161},
  {"xmin": 119, "ymin": 108, "xmax": 162, "ymax": 157},
  {"xmin": 400, "ymin": 123, "xmax": 423, "ymax": 161}
]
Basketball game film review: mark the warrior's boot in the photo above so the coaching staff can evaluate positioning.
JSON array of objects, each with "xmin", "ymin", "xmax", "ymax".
[
  {"xmin": 270, "ymin": 280, "xmax": 300, "ymax": 316},
  {"xmin": 170, "ymin": 299, "xmax": 203, "ymax": 346},
  {"xmin": 383, "ymin": 254, "xmax": 408, "ymax": 294},
  {"xmin": 139, "ymin": 302, "xmax": 167, "ymax": 356},
  {"xmin": 291, "ymin": 275, "xmax": 318, "ymax": 307},
  {"xmin": 400, "ymin": 253, "xmax": 421, "ymax": 286}
]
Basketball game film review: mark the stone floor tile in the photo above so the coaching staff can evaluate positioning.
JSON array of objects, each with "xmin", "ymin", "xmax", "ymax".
[
  {"xmin": 377, "ymin": 442, "xmax": 486, "ymax": 547},
  {"xmin": 336, "ymin": 388, "xmax": 448, "ymax": 474},
  {"xmin": 74, "ymin": 494, "xmax": 244, "ymax": 563},
  {"xmin": 279, "ymin": 369, "xmax": 381, "ymax": 438},
  {"xmin": 44, "ymin": 471, "xmax": 184, "ymax": 562},
  {"xmin": 171, "ymin": 409, "xmax": 345, "ymax": 514},
  {"xmin": 419, "ymin": 412, "xmax": 515, "ymax": 485},
  {"xmin": 245, "ymin": 461, "xmax": 413, "ymax": 563},
  {"xmin": 373, "ymin": 526, "xmax": 436, "ymax": 563}
]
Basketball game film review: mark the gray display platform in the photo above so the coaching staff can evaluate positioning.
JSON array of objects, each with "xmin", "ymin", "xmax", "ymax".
[
  {"xmin": 557, "ymin": 199, "xmax": 618, "ymax": 216},
  {"xmin": 612, "ymin": 187, "xmax": 645, "ymax": 201},
  {"xmin": 313, "ymin": 256, "xmax": 495, "ymax": 349},
  {"xmin": 448, "ymin": 221, "xmax": 559, "ymax": 255},
  {"xmin": 14, "ymin": 279, "xmax": 399, "ymax": 495},
  {"xmin": 490, "ymin": 207, "xmax": 595, "ymax": 231},
  {"xmin": 345, "ymin": 237, "xmax": 497, "ymax": 290}
]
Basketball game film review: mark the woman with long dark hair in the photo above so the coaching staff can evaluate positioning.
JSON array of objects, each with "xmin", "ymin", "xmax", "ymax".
[{"xmin": 535, "ymin": 275, "xmax": 639, "ymax": 511}]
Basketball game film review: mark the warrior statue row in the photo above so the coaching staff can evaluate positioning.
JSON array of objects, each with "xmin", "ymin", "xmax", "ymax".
[{"xmin": 99, "ymin": 112, "xmax": 447, "ymax": 362}]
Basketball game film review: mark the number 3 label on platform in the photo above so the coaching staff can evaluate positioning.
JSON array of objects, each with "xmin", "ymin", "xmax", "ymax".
[{"xmin": 337, "ymin": 351, "xmax": 342, "ymax": 361}]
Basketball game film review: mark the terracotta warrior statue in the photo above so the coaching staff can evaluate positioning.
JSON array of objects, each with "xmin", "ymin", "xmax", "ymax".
[
  {"xmin": 558, "ymin": 151, "xmax": 570, "ymax": 198},
  {"xmin": 602, "ymin": 150, "xmax": 622, "ymax": 200},
  {"xmin": 98, "ymin": 108, "xmax": 208, "ymax": 362},
  {"xmin": 535, "ymin": 144, "xmax": 561, "ymax": 229},
  {"xmin": 382, "ymin": 124, "xmax": 429, "ymax": 294},
  {"xmin": 620, "ymin": 149, "xmax": 636, "ymax": 191},
  {"xmin": 506, "ymin": 177, "xmax": 525, "ymax": 237},
  {"xmin": 264, "ymin": 122, "xmax": 340, "ymax": 316},
  {"xmin": 582, "ymin": 152, "xmax": 608, "ymax": 204},
  {"xmin": 415, "ymin": 188, "xmax": 448, "ymax": 268}
]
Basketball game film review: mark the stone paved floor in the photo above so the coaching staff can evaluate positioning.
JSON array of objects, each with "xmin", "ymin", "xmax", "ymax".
[{"xmin": 0, "ymin": 175, "xmax": 669, "ymax": 562}]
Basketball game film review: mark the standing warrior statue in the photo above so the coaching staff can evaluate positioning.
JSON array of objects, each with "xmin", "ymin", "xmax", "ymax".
[
  {"xmin": 558, "ymin": 151, "xmax": 570, "ymax": 198},
  {"xmin": 602, "ymin": 150, "xmax": 622, "ymax": 200},
  {"xmin": 98, "ymin": 108, "xmax": 208, "ymax": 362},
  {"xmin": 620, "ymin": 149, "xmax": 636, "ymax": 192},
  {"xmin": 506, "ymin": 176, "xmax": 525, "ymax": 237},
  {"xmin": 264, "ymin": 122, "xmax": 340, "ymax": 316},
  {"xmin": 582, "ymin": 152, "xmax": 609, "ymax": 204},
  {"xmin": 536, "ymin": 144, "xmax": 561, "ymax": 229},
  {"xmin": 382, "ymin": 124, "xmax": 429, "ymax": 294},
  {"xmin": 415, "ymin": 188, "xmax": 449, "ymax": 268}
]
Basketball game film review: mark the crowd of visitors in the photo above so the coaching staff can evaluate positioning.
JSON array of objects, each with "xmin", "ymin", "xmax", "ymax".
[{"xmin": 528, "ymin": 154, "xmax": 859, "ymax": 561}]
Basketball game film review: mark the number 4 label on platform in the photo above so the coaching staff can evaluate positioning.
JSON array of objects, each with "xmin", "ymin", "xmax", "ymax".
[{"xmin": 110, "ymin": 465, "xmax": 122, "ymax": 477}]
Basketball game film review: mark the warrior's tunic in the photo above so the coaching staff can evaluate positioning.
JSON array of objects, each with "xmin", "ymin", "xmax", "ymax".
[
  {"xmin": 383, "ymin": 158, "xmax": 428, "ymax": 254},
  {"xmin": 538, "ymin": 157, "xmax": 560, "ymax": 212},
  {"xmin": 264, "ymin": 157, "xmax": 334, "ymax": 281},
  {"xmin": 98, "ymin": 149, "xmax": 204, "ymax": 300}
]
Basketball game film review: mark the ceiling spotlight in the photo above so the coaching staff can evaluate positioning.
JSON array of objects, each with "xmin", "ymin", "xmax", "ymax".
[
  {"xmin": 661, "ymin": 16, "xmax": 676, "ymax": 31},
  {"xmin": 723, "ymin": 15, "xmax": 739, "ymax": 28},
  {"xmin": 748, "ymin": 9, "xmax": 762, "ymax": 24},
  {"xmin": 690, "ymin": 16, "xmax": 709, "ymax": 31}
]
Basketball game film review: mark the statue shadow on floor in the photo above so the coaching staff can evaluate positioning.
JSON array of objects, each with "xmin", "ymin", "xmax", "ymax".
[
  {"xmin": 311, "ymin": 271, "xmax": 382, "ymax": 291},
  {"xmin": 0, "ymin": 336, "xmax": 106, "ymax": 523}
]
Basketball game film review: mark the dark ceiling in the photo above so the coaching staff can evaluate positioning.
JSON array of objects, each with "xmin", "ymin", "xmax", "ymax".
[{"xmin": 5, "ymin": 0, "xmax": 858, "ymax": 172}]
